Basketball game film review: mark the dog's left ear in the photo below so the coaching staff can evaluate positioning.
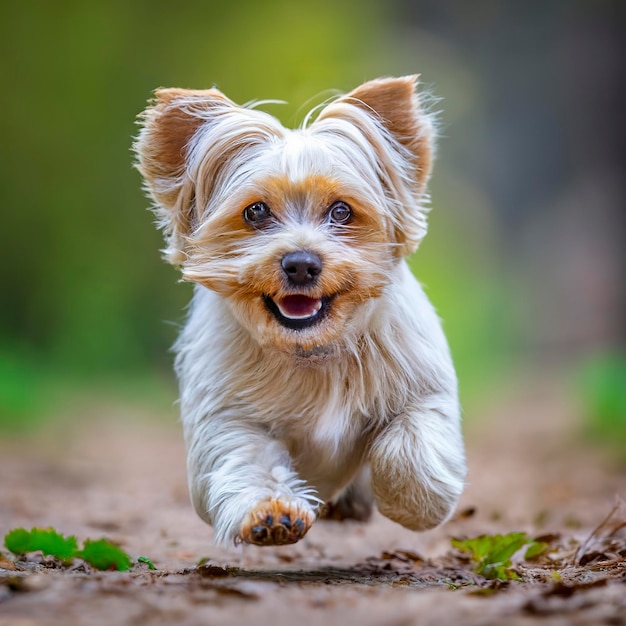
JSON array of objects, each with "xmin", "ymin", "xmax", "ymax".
[{"xmin": 318, "ymin": 76, "xmax": 435, "ymax": 255}]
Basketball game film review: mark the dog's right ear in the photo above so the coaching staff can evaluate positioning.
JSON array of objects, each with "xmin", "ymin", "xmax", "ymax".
[{"xmin": 133, "ymin": 88, "xmax": 233, "ymax": 264}]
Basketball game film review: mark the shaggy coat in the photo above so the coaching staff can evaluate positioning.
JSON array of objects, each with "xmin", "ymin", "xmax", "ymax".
[{"xmin": 134, "ymin": 76, "xmax": 466, "ymax": 545}]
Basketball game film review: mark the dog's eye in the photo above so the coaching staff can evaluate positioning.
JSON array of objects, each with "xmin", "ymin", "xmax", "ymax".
[
  {"xmin": 328, "ymin": 201, "xmax": 352, "ymax": 225},
  {"xmin": 243, "ymin": 202, "xmax": 271, "ymax": 226}
]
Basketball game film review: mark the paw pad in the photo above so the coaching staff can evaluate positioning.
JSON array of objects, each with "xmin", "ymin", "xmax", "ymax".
[{"xmin": 239, "ymin": 499, "xmax": 313, "ymax": 546}]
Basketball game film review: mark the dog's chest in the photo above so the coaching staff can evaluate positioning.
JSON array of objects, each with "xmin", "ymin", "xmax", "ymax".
[{"xmin": 256, "ymin": 375, "xmax": 373, "ymax": 498}]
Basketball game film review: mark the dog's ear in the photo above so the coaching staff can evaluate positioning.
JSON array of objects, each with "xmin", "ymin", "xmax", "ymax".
[
  {"xmin": 133, "ymin": 88, "xmax": 234, "ymax": 264},
  {"xmin": 343, "ymin": 76, "xmax": 434, "ymax": 195},
  {"xmin": 317, "ymin": 76, "xmax": 435, "ymax": 256}
]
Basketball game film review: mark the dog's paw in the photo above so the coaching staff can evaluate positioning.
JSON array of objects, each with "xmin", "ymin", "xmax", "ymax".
[
  {"xmin": 238, "ymin": 499, "xmax": 314, "ymax": 546},
  {"xmin": 320, "ymin": 494, "xmax": 373, "ymax": 522}
]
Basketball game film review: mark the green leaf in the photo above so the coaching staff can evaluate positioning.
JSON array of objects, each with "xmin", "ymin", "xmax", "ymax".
[
  {"xmin": 4, "ymin": 528, "xmax": 32, "ymax": 554},
  {"xmin": 487, "ymin": 532, "xmax": 528, "ymax": 564},
  {"xmin": 451, "ymin": 536, "xmax": 483, "ymax": 561},
  {"xmin": 452, "ymin": 532, "xmax": 532, "ymax": 581},
  {"xmin": 525, "ymin": 541, "xmax": 549, "ymax": 560},
  {"xmin": 77, "ymin": 539, "xmax": 131, "ymax": 571},
  {"xmin": 137, "ymin": 556, "xmax": 156, "ymax": 570},
  {"xmin": 4, "ymin": 527, "xmax": 78, "ymax": 560},
  {"xmin": 480, "ymin": 562, "xmax": 521, "ymax": 581}
]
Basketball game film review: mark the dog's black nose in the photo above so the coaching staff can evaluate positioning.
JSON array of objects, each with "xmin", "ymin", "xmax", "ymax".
[{"xmin": 281, "ymin": 251, "xmax": 322, "ymax": 285}]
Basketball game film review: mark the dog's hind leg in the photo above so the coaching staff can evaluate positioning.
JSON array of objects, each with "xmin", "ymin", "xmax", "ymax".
[{"xmin": 320, "ymin": 465, "xmax": 374, "ymax": 522}]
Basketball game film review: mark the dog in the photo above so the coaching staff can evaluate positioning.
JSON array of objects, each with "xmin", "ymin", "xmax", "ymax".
[{"xmin": 133, "ymin": 76, "xmax": 466, "ymax": 546}]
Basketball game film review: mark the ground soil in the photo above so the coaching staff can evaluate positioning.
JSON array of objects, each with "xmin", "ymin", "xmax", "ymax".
[{"xmin": 1, "ymin": 377, "xmax": 625, "ymax": 626}]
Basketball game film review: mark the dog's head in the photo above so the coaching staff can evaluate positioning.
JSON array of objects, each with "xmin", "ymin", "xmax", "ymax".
[{"xmin": 134, "ymin": 76, "xmax": 435, "ymax": 355}]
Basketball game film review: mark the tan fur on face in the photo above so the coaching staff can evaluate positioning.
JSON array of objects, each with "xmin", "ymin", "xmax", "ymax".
[{"xmin": 180, "ymin": 172, "xmax": 392, "ymax": 354}]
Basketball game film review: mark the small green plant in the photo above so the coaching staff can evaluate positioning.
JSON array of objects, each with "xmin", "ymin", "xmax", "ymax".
[
  {"xmin": 452, "ymin": 532, "xmax": 546, "ymax": 580},
  {"xmin": 137, "ymin": 556, "xmax": 156, "ymax": 570},
  {"xmin": 76, "ymin": 538, "xmax": 132, "ymax": 571},
  {"xmin": 3, "ymin": 527, "xmax": 151, "ymax": 572},
  {"xmin": 4, "ymin": 527, "xmax": 79, "ymax": 561}
]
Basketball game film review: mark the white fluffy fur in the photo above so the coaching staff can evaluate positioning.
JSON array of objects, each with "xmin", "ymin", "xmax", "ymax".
[{"xmin": 134, "ymin": 76, "xmax": 466, "ymax": 545}]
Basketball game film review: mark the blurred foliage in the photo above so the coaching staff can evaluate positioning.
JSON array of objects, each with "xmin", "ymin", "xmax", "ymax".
[
  {"xmin": 1, "ymin": 0, "xmax": 517, "ymax": 427},
  {"xmin": 0, "ymin": 347, "xmax": 178, "ymax": 432},
  {"xmin": 410, "ymin": 177, "xmax": 514, "ymax": 404},
  {"xmin": 579, "ymin": 352, "xmax": 626, "ymax": 462}
]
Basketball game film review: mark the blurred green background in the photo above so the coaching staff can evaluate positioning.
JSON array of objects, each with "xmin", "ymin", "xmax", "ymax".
[{"xmin": 1, "ymin": 1, "xmax": 624, "ymax": 447}]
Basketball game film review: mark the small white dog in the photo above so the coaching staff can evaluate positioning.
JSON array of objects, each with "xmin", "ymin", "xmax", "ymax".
[{"xmin": 134, "ymin": 76, "xmax": 466, "ymax": 545}]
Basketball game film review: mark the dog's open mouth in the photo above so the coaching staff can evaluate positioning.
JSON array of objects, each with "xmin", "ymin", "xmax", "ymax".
[{"xmin": 263, "ymin": 294, "xmax": 331, "ymax": 330}]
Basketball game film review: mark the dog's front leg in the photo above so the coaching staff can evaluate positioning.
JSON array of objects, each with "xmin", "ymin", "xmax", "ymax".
[
  {"xmin": 184, "ymin": 418, "xmax": 320, "ymax": 546},
  {"xmin": 368, "ymin": 397, "xmax": 466, "ymax": 531}
]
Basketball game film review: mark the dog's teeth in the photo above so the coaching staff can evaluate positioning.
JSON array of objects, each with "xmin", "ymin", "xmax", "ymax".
[{"xmin": 276, "ymin": 296, "xmax": 322, "ymax": 320}]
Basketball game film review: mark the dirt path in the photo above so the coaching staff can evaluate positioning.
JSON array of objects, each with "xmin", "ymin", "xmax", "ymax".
[{"xmin": 1, "ymin": 379, "xmax": 625, "ymax": 625}]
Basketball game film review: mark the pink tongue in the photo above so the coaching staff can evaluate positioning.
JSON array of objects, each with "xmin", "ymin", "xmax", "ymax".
[{"xmin": 276, "ymin": 295, "xmax": 321, "ymax": 319}]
